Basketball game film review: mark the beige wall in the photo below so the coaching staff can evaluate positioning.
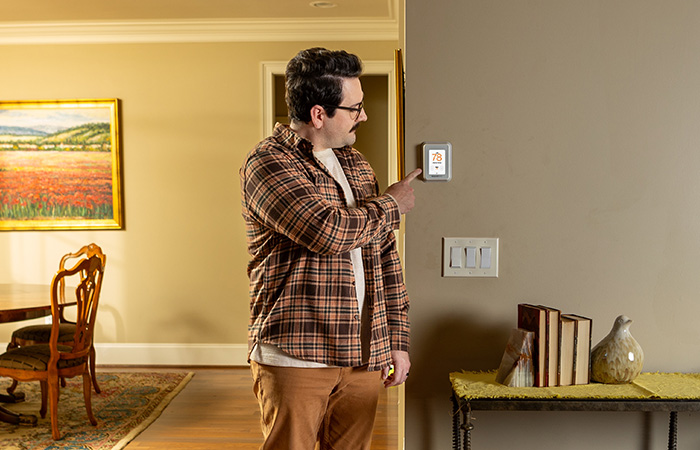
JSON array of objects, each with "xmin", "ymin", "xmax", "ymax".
[
  {"xmin": 0, "ymin": 40, "xmax": 397, "ymax": 355},
  {"xmin": 405, "ymin": 1, "xmax": 700, "ymax": 449}
]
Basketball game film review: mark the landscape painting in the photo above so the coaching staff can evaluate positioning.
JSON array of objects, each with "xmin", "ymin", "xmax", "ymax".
[{"xmin": 0, "ymin": 99, "xmax": 122, "ymax": 230}]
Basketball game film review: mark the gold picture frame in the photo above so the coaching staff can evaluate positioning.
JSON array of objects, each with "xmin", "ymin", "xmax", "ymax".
[{"xmin": 0, "ymin": 99, "xmax": 123, "ymax": 231}]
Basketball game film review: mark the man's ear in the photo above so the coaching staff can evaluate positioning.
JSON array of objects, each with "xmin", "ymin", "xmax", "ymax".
[{"xmin": 309, "ymin": 105, "xmax": 326, "ymax": 129}]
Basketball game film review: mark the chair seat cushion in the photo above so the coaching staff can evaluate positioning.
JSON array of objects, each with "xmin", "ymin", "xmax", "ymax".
[
  {"xmin": 0, "ymin": 345, "xmax": 86, "ymax": 371},
  {"xmin": 11, "ymin": 324, "xmax": 76, "ymax": 343}
]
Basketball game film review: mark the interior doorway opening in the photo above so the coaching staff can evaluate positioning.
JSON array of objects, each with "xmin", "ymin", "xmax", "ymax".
[
  {"xmin": 272, "ymin": 73, "xmax": 390, "ymax": 190},
  {"xmin": 264, "ymin": 61, "xmax": 398, "ymax": 189}
]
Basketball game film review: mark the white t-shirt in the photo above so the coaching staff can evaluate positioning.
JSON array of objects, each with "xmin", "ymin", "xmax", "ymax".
[{"xmin": 250, "ymin": 148, "xmax": 369, "ymax": 367}]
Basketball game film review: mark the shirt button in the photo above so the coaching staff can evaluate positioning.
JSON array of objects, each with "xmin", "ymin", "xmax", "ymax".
[{"xmin": 354, "ymin": 314, "xmax": 359, "ymax": 320}]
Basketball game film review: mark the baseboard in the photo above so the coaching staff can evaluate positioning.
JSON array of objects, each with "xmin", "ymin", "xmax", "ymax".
[{"xmin": 94, "ymin": 343, "xmax": 249, "ymax": 366}]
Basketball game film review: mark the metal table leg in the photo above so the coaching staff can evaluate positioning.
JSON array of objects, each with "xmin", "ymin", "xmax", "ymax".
[
  {"xmin": 668, "ymin": 411, "xmax": 677, "ymax": 450},
  {"xmin": 451, "ymin": 394, "xmax": 474, "ymax": 450},
  {"xmin": 462, "ymin": 404, "xmax": 473, "ymax": 450},
  {"xmin": 451, "ymin": 393, "xmax": 461, "ymax": 450}
]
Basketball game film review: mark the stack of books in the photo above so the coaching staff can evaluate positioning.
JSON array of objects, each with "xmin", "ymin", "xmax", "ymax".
[{"xmin": 517, "ymin": 304, "xmax": 592, "ymax": 387}]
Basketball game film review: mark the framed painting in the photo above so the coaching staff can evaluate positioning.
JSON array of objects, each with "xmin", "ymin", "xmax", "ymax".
[{"xmin": 0, "ymin": 99, "xmax": 123, "ymax": 231}]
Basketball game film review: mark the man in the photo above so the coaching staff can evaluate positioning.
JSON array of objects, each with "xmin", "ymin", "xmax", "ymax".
[{"xmin": 240, "ymin": 47, "xmax": 420, "ymax": 450}]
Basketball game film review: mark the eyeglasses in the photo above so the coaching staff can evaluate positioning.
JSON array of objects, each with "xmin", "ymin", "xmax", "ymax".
[{"xmin": 323, "ymin": 101, "xmax": 364, "ymax": 121}]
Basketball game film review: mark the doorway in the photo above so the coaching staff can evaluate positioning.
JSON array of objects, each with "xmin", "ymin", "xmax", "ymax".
[{"xmin": 263, "ymin": 61, "xmax": 398, "ymax": 190}]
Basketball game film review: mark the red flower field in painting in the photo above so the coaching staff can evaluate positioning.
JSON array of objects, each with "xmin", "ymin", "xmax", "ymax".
[{"xmin": 0, "ymin": 151, "xmax": 114, "ymax": 221}]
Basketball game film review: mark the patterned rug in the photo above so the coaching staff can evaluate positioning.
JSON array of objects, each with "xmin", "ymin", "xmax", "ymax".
[{"xmin": 0, "ymin": 372, "xmax": 194, "ymax": 450}]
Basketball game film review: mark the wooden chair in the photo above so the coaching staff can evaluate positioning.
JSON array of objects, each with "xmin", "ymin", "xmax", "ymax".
[
  {"xmin": 0, "ymin": 254, "xmax": 104, "ymax": 439},
  {"xmin": 6, "ymin": 243, "xmax": 105, "ymax": 395}
]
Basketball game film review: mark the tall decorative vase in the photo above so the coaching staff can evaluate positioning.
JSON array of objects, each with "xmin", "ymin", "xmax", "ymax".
[{"xmin": 591, "ymin": 315, "xmax": 644, "ymax": 384}]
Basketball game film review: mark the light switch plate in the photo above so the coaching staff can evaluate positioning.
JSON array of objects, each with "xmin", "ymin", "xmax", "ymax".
[{"xmin": 442, "ymin": 237, "xmax": 499, "ymax": 277}]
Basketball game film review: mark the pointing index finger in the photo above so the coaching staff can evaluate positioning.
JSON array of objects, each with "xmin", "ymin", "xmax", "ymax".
[{"xmin": 403, "ymin": 168, "xmax": 422, "ymax": 184}]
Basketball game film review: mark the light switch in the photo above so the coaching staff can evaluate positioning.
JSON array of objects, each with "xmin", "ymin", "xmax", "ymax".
[
  {"xmin": 480, "ymin": 247, "xmax": 491, "ymax": 269},
  {"xmin": 466, "ymin": 247, "xmax": 477, "ymax": 268},
  {"xmin": 442, "ymin": 238, "xmax": 499, "ymax": 277},
  {"xmin": 450, "ymin": 246, "xmax": 462, "ymax": 268}
]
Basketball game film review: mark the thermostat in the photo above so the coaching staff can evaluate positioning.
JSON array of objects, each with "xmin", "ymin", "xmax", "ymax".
[{"xmin": 422, "ymin": 142, "xmax": 452, "ymax": 181}]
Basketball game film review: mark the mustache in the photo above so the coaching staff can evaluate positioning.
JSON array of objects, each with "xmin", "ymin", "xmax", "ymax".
[{"xmin": 351, "ymin": 123, "xmax": 361, "ymax": 132}]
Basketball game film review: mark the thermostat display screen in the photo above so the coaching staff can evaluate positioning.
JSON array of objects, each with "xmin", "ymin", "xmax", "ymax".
[{"xmin": 428, "ymin": 149, "xmax": 446, "ymax": 176}]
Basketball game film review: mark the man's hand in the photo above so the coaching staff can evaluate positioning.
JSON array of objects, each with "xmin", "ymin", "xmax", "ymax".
[
  {"xmin": 381, "ymin": 350, "xmax": 411, "ymax": 388},
  {"xmin": 384, "ymin": 168, "xmax": 421, "ymax": 214}
]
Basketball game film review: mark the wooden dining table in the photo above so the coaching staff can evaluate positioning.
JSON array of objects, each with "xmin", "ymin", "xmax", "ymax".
[{"xmin": 0, "ymin": 283, "xmax": 75, "ymax": 426}]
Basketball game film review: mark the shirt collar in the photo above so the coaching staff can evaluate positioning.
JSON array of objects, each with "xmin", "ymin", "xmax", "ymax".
[
  {"xmin": 273, "ymin": 122, "xmax": 353, "ymax": 155},
  {"xmin": 273, "ymin": 123, "xmax": 313, "ymax": 154}
]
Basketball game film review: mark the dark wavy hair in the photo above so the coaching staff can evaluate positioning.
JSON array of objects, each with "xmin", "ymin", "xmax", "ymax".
[{"xmin": 285, "ymin": 47, "xmax": 363, "ymax": 123}]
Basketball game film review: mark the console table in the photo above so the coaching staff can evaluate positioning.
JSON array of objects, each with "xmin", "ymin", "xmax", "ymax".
[{"xmin": 450, "ymin": 371, "xmax": 700, "ymax": 450}]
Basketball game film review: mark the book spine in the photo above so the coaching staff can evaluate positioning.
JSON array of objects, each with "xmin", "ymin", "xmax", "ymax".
[
  {"xmin": 517, "ymin": 304, "xmax": 544, "ymax": 387},
  {"xmin": 543, "ymin": 311, "xmax": 550, "ymax": 386},
  {"xmin": 585, "ymin": 319, "xmax": 592, "ymax": 384},
  {"xmin": 564, "ymin": 314, "xmax": 592, "ymax": 385},
  {"xmin": 571, "ymin": 319, "xmax": 579, "ymax": 382},
  {"xmin": 557, "ymin": 315, "xmax": 562, "ymax": 386},
  {"xmin": 538, "ymin": 306, "xmax": 560, "ymax": 387}
]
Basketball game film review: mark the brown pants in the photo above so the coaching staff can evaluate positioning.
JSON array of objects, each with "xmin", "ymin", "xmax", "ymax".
[{"xmin": 250, "ymin": 361, "xmax": 382, "ymax": 450}]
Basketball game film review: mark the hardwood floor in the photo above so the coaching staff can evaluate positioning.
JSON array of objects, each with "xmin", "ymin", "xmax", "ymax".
[{"xmin": 119, "ymin": 367, "xmax": 398, "ymax": 450}]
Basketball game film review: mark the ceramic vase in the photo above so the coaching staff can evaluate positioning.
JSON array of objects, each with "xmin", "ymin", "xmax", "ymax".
[{"xmin": 591, "ymin": 315, "xmax": 644, "ymax": 384}]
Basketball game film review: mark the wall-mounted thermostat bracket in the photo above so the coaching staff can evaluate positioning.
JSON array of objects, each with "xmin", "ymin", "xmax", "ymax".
[{"xmin": 422, "ymin": 142, "xmax": 452, "ymax": 181}]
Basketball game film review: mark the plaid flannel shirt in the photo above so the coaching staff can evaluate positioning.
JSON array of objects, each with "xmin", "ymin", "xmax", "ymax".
[{"xmin": 240, "ymin": 124, "xmax": 410, "ymax": 371}]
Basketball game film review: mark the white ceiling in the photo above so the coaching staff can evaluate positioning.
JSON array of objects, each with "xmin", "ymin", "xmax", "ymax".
[{"xmin": 0, "ymin": 0, "xmax": 399, "ymax": 44}]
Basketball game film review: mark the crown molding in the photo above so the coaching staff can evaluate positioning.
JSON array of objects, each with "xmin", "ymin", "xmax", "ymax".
[{"xmin": 0, "ymin": 18, "xmax": 398, "ymax": 45}]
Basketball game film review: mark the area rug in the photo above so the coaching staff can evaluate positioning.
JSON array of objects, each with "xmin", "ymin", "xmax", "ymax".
[{"xmin": 0, "ymin": 372, "xmax": 194, "ymax": 450}]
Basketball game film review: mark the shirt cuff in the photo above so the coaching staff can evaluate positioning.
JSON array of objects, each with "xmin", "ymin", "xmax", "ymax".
[{"xmin": 378, "ymin": 194, "xmax": 401, "ymax": 229}]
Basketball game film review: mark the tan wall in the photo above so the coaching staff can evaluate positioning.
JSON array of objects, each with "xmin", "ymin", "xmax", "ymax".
[
  {"xmin": 0, "ymin": 40, "xmax": 397, "ymax": 348},
  {"xmin": 405, "ymin": 1, "xmax": 700, "ymax": 449}
]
